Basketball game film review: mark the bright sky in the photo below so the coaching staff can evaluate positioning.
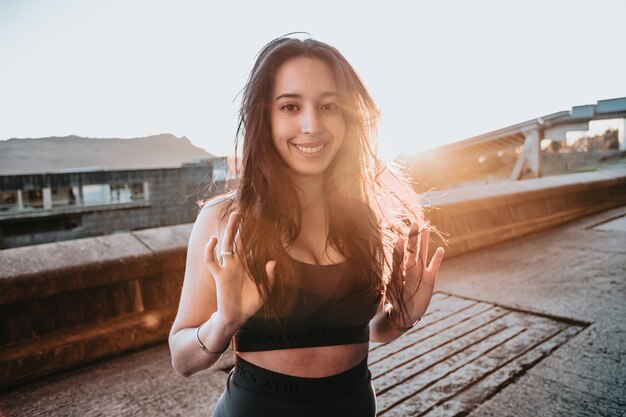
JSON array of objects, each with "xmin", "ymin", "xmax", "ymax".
[{"xmin": 1, "ymin": 0, "xmax": 624, "ymax": 160}]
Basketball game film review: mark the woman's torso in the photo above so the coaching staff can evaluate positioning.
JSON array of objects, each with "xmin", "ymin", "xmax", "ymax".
[{"xmin": 235, "ymin": 242, "xmax": 380, "ymax": 378}]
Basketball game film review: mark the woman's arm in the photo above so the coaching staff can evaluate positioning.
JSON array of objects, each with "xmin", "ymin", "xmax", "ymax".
[
  {"xmin": 369, "ymin": 303, "xmax": 405, "ymax": 343},
  {"xmin": 369, "ymin": 283, "xmax": 435, "ymax": 343},
  {"xmin": 169, "ymin": 196, "xmax": 276, "ymax": 377},
  {"xmin": 168, "ymin": 200, "xmax": 234, "ymax": 376}
]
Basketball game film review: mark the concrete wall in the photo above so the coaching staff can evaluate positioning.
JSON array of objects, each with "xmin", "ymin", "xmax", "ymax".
[
  {"xmin": 1, "ymin": 167, "xmax": 625, "ymax": 389},
  {"xmin": 0, "ymin": 224, "xmax": 190, "ymax": 388}
]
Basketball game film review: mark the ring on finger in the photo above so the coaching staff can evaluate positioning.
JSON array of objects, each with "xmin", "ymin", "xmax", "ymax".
[{"xmin": 221, "ymin": 250, "xmax": 235, "ymax": 257}]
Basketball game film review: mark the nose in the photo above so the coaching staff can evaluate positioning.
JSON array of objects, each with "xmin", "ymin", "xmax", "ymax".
[{"xmin": 300, "ymin": 106, "xmax": 323, "ymax": 136}]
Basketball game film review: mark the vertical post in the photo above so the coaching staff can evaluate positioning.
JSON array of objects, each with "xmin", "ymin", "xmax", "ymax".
[
  {"xmin": 17, "ymin": 190, "xmax": 24, "ymax": 210},
  {"xmin": 78, "ymin": 185, "xmax": 84, "ymax": 206},
  {"xmin": 143, "ymin": 181, "xmax": 150, "ymax": 201},
  {"xmin": 619, "ymin": 118, "xmax": 626, "ymax": 151},
  {"xmin": 43, "ymin": 187, "xmax": 52, "ymax": 209},
  {"xmin": 527, "ymin": 130, "xmax": 542, "ymax": 178},
  {"xmin": 511, "ymin": 129, "xmax": 542, "ymax": 180}
]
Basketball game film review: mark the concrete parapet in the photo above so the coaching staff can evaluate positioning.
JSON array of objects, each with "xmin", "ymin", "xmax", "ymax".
[
  {"xmin": 0, "ymin": 168, "xmax": 625, "ymax": 390},
  {"xmin": 0, "ymin": 225, "xmax": 191, "ymax": 389},
  {"xmin": 425, "ymin": 168, "xmax": 626, "ymax": 257}
]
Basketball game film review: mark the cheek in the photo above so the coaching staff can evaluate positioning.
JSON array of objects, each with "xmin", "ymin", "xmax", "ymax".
[
  {"xmin": 269, "ymin": 114, "xmax": 279, "ymax": 142},
  {"xmin": 329, "ymin": 117, "xmax": 347, "ymax": 145},
  {"xmin": 271, "ymin": 115, "xmax": 296, "ymax": 145}
]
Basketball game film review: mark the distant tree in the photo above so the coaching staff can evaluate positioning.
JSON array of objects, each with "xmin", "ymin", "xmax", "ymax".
[
  {"xmin": 600, "ymin": 128, "xmax": 619, "ymax": 150},
  {"xmin": 568, "ymin": 128, "xmax": 619, "ymax": 152},
  {"xmin": 545, "ymin": 140, "xmax": 562, "ymax": 153}
]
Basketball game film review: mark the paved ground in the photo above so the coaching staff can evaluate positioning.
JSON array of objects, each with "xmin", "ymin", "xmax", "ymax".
[
  {"xmin": 0, "ymin": 205, "xmax": 624, "ymax": 416},
  {"xmin": 436, "ymin": 205, "xmax": 626, "ymax": 417}
]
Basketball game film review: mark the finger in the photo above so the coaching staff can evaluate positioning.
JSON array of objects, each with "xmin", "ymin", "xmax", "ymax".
[
  {"xmin": 420, "ymin": 227, "xmax": 431, "ymax": 268},
  {"xmin": 204, "ymin": 236, "xmax": 221, "ymax": 276},
  {"xmin": 235, "ymin": 224, "xmax": 243, "ymax": 256},
  {"xmin": 427, "ymin": 247, "xmax": 445, "ymax": 273},
  {"xmin": 407, "ymin": 222, "xmax": 420, "ymax": 252},
  {"xmin": 265, "ymin": 260, "xmax": 277, "ymax": 288},
  {"xmin": 405, "ymin": 223, "xmax": 420, "ymax": 268},
  {"xmin": 392, "ymin": 237, "xmax": 405, "ymax": 272},
  {"xmin": 222, "ymin": 211, "xmax": 238, "ymax": 254}
]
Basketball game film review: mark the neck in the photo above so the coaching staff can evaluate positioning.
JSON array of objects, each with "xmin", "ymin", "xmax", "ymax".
[{"xmin": 289, "ymin": 173, "xmax": 325, "ymax": 210}]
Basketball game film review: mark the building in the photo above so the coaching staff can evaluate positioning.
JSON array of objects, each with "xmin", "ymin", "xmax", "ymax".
[{"xmin": 0, "ymin": 158, "xmax": 228, "ymax": 249}]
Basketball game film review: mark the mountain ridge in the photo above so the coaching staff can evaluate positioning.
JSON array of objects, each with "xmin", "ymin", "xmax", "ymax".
[{"xmin": 0, "ymin": 134, "xmax": 215, "ymax": 175}]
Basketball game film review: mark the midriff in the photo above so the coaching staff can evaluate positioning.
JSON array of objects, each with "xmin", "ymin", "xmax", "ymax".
[{"xmin": 236, "ymin": 342, "xmax": 369, "ymax": 378}]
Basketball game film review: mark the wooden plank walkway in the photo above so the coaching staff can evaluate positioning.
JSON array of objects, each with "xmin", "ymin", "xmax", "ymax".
[{"xmin": 371, "ymin": 292, "xmax": 585, "ymax": 416}]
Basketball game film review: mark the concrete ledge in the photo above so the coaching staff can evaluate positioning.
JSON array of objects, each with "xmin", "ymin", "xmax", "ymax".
[
  {"xmin": 133, "ymin": 224, "xmax": 192, "ymax": 274},
  {"xmin": 0, "ymin": 168, "xmax": 624, "ymax": 390},
  {"xmin": 425, "ymin": 168, "xmax": 626, "ymax": 257},
  {"xmin": 0, "ymin": 233, "xmax": 157, "ymax": 305},
  {"xmin": 425, "ymin": 168, "xmax": 626, "ymax": 206}
]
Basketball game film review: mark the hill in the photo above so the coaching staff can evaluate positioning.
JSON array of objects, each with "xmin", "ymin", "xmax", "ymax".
[{"xmin": 0, "ymin": 134, "xmax": 215, "ymax": 175}]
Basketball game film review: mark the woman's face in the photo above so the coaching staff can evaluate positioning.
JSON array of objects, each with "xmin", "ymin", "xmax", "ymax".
[{"xmin": 270, "ymin": 57, "xmax": 346, "ymax": 180}]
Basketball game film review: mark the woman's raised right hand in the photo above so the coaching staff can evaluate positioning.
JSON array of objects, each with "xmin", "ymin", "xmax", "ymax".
[{"xmin": 204, "ymin": 211, "xmax": 276, "ymax": 329}]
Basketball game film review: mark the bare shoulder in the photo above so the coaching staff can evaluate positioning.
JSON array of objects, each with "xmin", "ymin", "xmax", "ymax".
[
  {"xmin": 182, "ymin": 191, "xmax": 238, "ymax": 268},
  {"xmin": 201, "ymin": 190, "xmax": 238, "ymax": 210},
  {"xmin": 194, "ymin": 190, "xmax": 238, "ymax": 234}
]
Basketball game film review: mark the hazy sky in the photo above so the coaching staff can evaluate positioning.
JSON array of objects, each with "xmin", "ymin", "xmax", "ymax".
[{"xmin": 1, "ymin": 0, "xmax": 624, "ymax": 160}]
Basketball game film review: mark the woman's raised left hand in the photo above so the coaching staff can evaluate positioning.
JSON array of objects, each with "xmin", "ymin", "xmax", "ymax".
[{"xmin": 395, "ymin": 223, "xmax": 445, "ymax": 320}]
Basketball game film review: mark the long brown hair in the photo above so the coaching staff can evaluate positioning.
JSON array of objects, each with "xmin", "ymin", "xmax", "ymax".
[{"xmin": 211, "ymin": 35, "xmax": 428, "ymax": 327}]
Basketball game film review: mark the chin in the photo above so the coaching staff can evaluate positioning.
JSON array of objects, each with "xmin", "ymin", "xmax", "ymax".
[
  {"xmin": 283, "ymin": 157, "xmax": 336, "ymax": 179},
  {"xmin": 287, "ymin": 165, "xmax": 331, "ymax": 178}
]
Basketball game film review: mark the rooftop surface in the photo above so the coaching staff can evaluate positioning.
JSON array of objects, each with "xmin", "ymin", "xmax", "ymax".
[{"xmin": 1, "ymin": 204, "xmax": 624, "ymax": 416}]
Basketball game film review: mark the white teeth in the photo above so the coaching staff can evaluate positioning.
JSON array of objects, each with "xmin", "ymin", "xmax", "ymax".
[{"xmin": 295, "ymin": 143, "xmax": 325, "ymax": 154}]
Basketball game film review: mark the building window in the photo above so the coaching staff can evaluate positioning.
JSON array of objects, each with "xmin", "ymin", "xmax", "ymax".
[
  {"xmin": 131, "ymin": 183, "xmax": 145, "ymax": 200},
  {"xmin": 111, "ymin": 184, "xmax": 132, "ymax": 203},
  {"xmin": 1, "ymin": 191, "xmax": 18, "ymax": 211},
  {"xmin": 51, "ymin": 187, "xmax": 77, "ymax": 207},
  {"xmin": 82, "ymin": 184, "xmax": 112, "ymax": 206},
  {"xmin": 81, "ymin": 183, "xmax": 145, "ymax": 205},
  {"xmin": 212, "ymin": 158, "xmax": 228, "ymax": 181},
  {"xmin": 23, "ymin": 190, "xmax": 44, "ymax": 209}
]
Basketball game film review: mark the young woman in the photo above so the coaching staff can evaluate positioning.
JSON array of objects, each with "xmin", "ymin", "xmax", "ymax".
[{"xmin": 168, "ymin": 35, "xmax": 445, "ymax": 417}]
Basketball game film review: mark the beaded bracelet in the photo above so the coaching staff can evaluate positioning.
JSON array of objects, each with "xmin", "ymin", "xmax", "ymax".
[
  {"xmin": 196, "ymin": 321, "xmax": 230, "ymax": 355},
  {"xmin": 387, "ymin": 306, "xmax": 421, "ymax": 332}
]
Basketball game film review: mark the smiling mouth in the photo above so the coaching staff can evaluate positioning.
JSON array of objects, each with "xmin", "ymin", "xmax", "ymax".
[{"xmin": 293, "ymin": 143, "xmax": 326, "ymax": 155}]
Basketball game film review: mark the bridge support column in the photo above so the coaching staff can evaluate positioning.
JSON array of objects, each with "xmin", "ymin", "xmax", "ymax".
[
  {"xmin": 511, "ymin": 129, "xmax": 542, "ymax": 180},
  {"xmin": 620, "ymin": 118, "xmax": 626, "ymax": 151}
]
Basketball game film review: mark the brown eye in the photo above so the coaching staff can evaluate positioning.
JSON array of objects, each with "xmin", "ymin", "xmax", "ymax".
[
  {"xmin": 279, "ymin": 102, "xmax": 299, "ymax": 112},
  {"xmin": 322, "ymin": 103, "xmax": 338, "ymax": 112}
]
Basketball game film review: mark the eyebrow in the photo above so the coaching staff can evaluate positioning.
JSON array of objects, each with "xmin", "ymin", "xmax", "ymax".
[{"xmin": 274, "ymin": 92, "xmax": 339, "ymax": 101}]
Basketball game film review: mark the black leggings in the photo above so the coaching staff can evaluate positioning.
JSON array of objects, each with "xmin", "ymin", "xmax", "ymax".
[{"xmin": 212, "ymin": 355, "xmax": 377, "ymax": 417}]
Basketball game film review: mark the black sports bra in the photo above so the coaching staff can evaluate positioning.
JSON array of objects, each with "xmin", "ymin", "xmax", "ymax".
[{"xmin": 233, "ymin": 258, "xmax": 382, "ymax": 352}]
